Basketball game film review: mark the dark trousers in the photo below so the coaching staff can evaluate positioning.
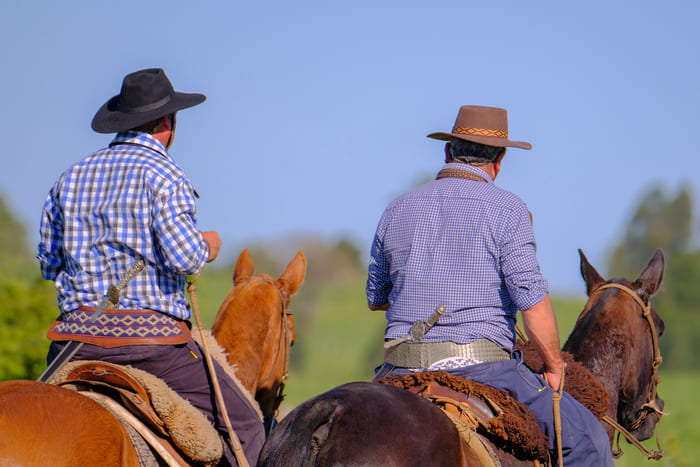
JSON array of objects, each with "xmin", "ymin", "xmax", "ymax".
[
  {"xmin": 48, "ymin": 340, "xmax": 264, "ymax": 467},
  {"xmin": 380, "ymin": 351, "xmax": 614, "ymax": 466}
]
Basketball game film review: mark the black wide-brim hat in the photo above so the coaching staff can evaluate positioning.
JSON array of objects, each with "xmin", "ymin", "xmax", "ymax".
[{"xmin": 91, "ymin": 68, "xmax": 206, "ymax": 134}]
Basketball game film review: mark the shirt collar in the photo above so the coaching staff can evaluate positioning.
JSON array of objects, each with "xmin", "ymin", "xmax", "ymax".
[
  {"xmin": 442, "ymin": 162, "xmax": 494, "ymax": 184},
  {"xmin": 109, "ymin": 131, "xmax": 171, "ymax": 160}
]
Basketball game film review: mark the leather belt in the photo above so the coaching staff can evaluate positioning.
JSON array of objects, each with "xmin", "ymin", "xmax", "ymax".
[{"xmin": 384, "ymin": 339, "xmax": 510, "ymax": 369}]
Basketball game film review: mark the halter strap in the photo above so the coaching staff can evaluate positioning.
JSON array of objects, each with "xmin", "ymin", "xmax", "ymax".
[{"xmin": 256, "ymin": 278, "xmax": 293, "ymax": 420}]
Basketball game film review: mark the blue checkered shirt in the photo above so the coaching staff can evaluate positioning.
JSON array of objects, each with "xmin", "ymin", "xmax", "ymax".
[
  {"xmin": 366, "ymin": 163, "xmax": 549, "ymax": 351},
  {"xmin": 37, "ymin": 131, "xmax": 208, "ymax": 319}
]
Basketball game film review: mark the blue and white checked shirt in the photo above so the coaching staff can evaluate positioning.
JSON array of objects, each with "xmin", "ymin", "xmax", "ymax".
[
  {"xmin": 366, "ymin": 163, "xmax": 549, "ymax": 351},
  {"xmin": 37, "ymin": 131, "xmax": 209, "ymax": 320}
]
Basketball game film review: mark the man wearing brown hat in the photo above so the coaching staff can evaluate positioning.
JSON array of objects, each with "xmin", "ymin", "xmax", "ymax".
[
  {"xmin": 38, "ymin": 68, "xmax": 263, "ymax": 466},
  {"xmin": 367, "ymin": 106, "xmax": 613, "ymax": 465}
]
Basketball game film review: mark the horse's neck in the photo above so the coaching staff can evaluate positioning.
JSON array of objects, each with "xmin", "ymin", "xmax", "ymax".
[
  {"xmin": 584, "ymin": 349, "xmax": 623, "ymax": 418},
  {"xmin": 215, "ymin": 324, "xmax": 266, "ymax": 395},
  {"xmin": 193, "ymin": 327, "xmax": 261, "ymax": 400},
  {"xmin": 565, "ymin": 307, "xmax": 626, "ymax": 415}
]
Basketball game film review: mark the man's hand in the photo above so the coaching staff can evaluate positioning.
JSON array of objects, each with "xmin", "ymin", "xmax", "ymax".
[
  {"xmin": 202, "ymin": 231, "xmax": 221, "ymax": 263},
  {"xmin": 544, "ymin": 365, "xmax": 564, "ymax": 393},
  {"xmin": 521, "ymin": 295, "xmax": 565, "ymax": 391},
  {"xmin": 368, "ymin": 300, "xmax": 390, "ymax": 311}
]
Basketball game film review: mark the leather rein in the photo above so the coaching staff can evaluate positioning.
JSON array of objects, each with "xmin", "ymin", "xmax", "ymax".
[
  {"xmin": 256, "ymin": 278, "xmax": 293, "ymax": 420},
  {"xmin": 590, "ymin": 282, "xmax": 665, "ymax": 460}
]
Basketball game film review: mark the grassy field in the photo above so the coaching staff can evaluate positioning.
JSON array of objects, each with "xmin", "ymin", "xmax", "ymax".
[
  {"xmin": 193, "ymin": 271, "xmax": 697, "ymax": 465},
  {"xmin": 612, "ymin": 370, "xmax": 698, "ymax": 467}
]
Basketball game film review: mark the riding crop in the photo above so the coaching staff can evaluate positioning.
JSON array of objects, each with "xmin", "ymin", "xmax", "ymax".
[{"xmin": 187, "ymin": 273, "xmax": 250, "ymax": 467}]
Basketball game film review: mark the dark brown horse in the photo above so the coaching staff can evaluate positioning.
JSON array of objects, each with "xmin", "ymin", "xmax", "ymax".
[
  {"xmin": 258, "ymin": 250, "xmax": 666, "ymax": 466},
  {"xmin": 0, "ymin": 248, "xmax": 306, "ymax": 466},
  {"xmin": 563, "ymin": 249, "xmax": 665, "ymax": 456}
]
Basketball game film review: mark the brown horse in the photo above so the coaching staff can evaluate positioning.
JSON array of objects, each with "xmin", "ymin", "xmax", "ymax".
[
  {"xmin": 213, "ymin": 248, "xmax": 305, "ymax": 427},
  {"xmin": 258, "ymin": 250, "xmax": 666, "ymax": 466},
  {"xmin": 0, "ymin": 248, "xmax": 306, "ymax": 466},
  {"xmin": 563, "ymin": 249, "xmax": 665, "ymax": 456}
]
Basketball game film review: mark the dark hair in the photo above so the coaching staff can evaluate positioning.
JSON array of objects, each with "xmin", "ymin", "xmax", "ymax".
[
  {"xmin": 132, "ymin": 114, "xmax": 174, "ymax": 134},
  {"xmin": 448, "ymin": 138, "xmax": 505, "ymax": 166}
]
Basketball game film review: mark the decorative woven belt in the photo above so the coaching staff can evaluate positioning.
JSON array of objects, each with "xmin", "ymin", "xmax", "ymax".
[
  {"xmin": 384, "ymin": 339, "xmax": 510, "ymax": 369},
  {"xmin": 47, "ymin": 307, "xmax": 191, "ymax": 348}
]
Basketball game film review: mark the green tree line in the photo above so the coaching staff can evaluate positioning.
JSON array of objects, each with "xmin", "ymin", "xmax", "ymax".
[
  {"xmin": 0, "ymin": 196, "xmax": 58, "ymax": 379},
  {"xmin": 608, "ymin": 183, "xmax": 700, "ymax": 370}
]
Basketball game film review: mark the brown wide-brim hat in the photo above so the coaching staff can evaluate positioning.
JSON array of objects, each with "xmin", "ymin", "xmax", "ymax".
[
  {"xmin": 427, "ymin": 105, "xmax": 532, "ymax": 150},
  {"xmin": 91, "ymin": 68, "xmax": 206, "ymax": 134}
]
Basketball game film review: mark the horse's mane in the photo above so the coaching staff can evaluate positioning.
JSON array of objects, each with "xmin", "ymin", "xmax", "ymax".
[{"xmin": 191, "ymin": 327, "xmax": 263, "ymax": 419}]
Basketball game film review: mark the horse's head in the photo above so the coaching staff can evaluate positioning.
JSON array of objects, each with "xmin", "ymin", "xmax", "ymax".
[
  {"xmin": 212, "ymin": 248, "xmax": 306, "ymax": 420},
  {"xmin": 567, "ymin": 249, "xmax": 665, "ymax": 443}
]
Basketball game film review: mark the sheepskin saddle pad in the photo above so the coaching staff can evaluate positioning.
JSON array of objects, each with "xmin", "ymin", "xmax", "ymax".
[
  {"xmin": 513, "ymin": 342, "xmax": 610, "ymax": 421},
  {"xmin": 378, "ymin": 371, "xmax": 550, "ymax": 463},
  {"xmin": 51, "ymin": 360, "xmax": 223, "ymax": 465},
  {"xmin": 377, "ymin": 344, "xmax": 611, "ymax": 464}
]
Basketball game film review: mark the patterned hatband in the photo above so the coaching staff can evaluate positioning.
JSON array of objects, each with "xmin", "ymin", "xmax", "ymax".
[
  {"xmin": 47, "ymin": 307, "xmax": 191, "ymax": 348},
  {"xmin": 453, "ymin": 126, "xmax": 508, "ymax": 139}
]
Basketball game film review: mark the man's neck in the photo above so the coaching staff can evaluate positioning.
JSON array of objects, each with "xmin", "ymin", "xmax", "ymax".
[
  {"xmin": 152, "ymin": 129, "xmax": 173, "ymax": 149},
  {"xmin": 469, "ymin": 163, "xmax": 497, "ymax": 180}
]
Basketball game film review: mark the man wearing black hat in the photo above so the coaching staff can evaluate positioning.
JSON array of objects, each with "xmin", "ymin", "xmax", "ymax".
[
  {"xmin": 367, "ymin": 106, "xmax": 613, "ymax": 465},
  {"xmin": 38, "ymin": 68, "xmax": 263, "ymax": 466}
]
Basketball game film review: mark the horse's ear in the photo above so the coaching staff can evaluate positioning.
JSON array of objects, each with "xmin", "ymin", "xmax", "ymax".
[
  {"xmin": 634, "ymin": 249, "xmax": 665, "ymax": 301},
  {"xmin": 233, "ymin": 248, "xmax": 255, "ymax": 285},
  {"xmin": 277, "ymin": 250, "xmax": 307, "ymax": 298},
  {"xmin": 579, "ymin": 249, "xmax": 605, "ymax": 295}
]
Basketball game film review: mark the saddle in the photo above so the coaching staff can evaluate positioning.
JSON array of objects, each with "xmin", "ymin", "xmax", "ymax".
[
  {"xmin": 378, "ymin": 371, "xmax": 550, "ymax": 464},
  {"xmin": 52, "ymin": 361, "xmax": 223, "ymax": 467},
  {"xmin": 378, "ymin": 344, "xmax": 611, "ymax": 466}
]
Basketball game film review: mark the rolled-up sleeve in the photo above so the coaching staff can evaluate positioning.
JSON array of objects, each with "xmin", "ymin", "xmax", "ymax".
[
  {"xmin": 152, "ymin": 178, "xmax": 208, "ymax": 276},
  {"xmin": 37, "ymin": 188, "xmax": 65, "ymax": 281},
  {"xmin": 499, "ymin": 204, "xmax": 549, "ymax": 311},
  {"xmin": 366, "ymin": 211, "xmax": 393, "ymax": 307}
]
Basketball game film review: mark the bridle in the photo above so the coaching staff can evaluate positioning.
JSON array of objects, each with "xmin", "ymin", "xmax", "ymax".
[
  {"xmin": 590, "ymin": 282, "xmax": 665, "ymax": 460},
  {"xmin": 255, "ymin": 278, "xmax": 293, "ymax": 423}
]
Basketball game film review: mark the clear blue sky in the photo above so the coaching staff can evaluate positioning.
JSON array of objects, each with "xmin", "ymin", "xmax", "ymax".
[{"xmin": 2, "ymin": 1, "xmax": 698, "ymax": 294}]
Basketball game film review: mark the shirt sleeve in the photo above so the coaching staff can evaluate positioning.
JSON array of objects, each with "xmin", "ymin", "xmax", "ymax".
[
  {"xmin": 499, "ymin": 203, "xmax": 549, "ymax": 311},
  {"xmin": 366, "ymin": 210, "xmax": 393, "ymax": 307},
  {"xmin": 152, "ymin": 177, "xmax": 208, "ymax": 276},
  {"xmin": 37, "ymin": 187, "xmax": 65, "ymax": 281}
]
